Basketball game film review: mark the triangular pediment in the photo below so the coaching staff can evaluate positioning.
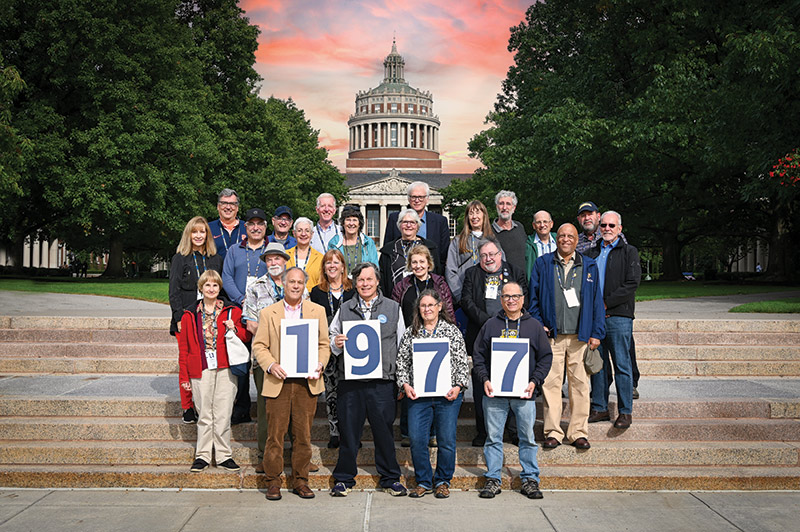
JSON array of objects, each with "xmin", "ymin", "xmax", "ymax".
[{"xmin": 349, "ymin": 176, "xmax": 414, "ymax": 195}]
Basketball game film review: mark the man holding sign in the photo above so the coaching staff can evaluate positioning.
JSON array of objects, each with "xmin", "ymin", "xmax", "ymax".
[
  {"xmin": 252, "ymin": 267, "xmax": 330, "ymax": 501},
  {"xmin": 473, "ymin": 282, "xmax": 552, "ymax": 500},
  {"xmin": 328, "ymin": 262, "xmax": 408, "ymax": 497}
]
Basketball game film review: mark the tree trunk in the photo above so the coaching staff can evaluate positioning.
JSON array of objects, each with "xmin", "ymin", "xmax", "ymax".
[
  {"xmin": 661, "ymin": 232, "xmax": 683, "ymax": 281},
  {"xmin": 102, "ymin": 238, "xmax": 125, "ymax": 278},
  {"xmin": 766, "ymin": 216, "xmax": 789, "ymax": 281}
]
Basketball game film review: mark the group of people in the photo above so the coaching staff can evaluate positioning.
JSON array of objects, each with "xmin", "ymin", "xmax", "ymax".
[{"xmin": 168, "ymin": 183, "xmax": 642, "ymax": 501}]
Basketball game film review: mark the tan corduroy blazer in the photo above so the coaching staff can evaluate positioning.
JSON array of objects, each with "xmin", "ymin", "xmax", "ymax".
[{"xmin": 252, "ymin": 299, "xmax": 330, "ymax": 398}]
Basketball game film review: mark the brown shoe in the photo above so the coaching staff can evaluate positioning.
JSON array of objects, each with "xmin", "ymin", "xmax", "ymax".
[
  {"xmin": 254, "ymin": 463, "xmax": 265, "ymax": 474},
  {"xmin": 434, "ymin": 484, "xmax": 450, "ymax": 499},
  {"xmin": 570, "ymin": 437, "xmax": 591, "ymax": 449},
  {"xmin": 292, "ymin": 485, "xmax": 315, "ymax": 499},
  {"xmin": 543, "ymin": 437, "xmax": 561, "ymax": 448},
  {"xmin": 614, "ymin": 414, "xmax": 632, "ymax": 429},
  {"xmin": 588, "ymin": 410, "xmax": 610, "ymax": 423},
  {"xmin": 309, "ymin": 463, "xmax": 320, "ymax": 473},
  {"xmin": 408, "ymin": 485, "xmax": 433, "ymax": 498},
  {"xmin": 265, "ymin": 485, "xmax": 282, "ymax": 501}
]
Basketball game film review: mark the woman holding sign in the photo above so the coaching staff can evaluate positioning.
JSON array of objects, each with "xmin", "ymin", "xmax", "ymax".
[
  {"xmin": 396, "ymin": 290, "xmax": 469, "ymax": 499},
  {"xmin": 310, "ymin": 249, "xmax": 355, "ymax": 449},
  {"xmin": 177, "ymin": 270, "xmax": 250, "ymax": 474}
]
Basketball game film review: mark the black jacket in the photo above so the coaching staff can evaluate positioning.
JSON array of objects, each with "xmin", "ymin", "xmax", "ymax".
[
  {"xmin": 472, "ymin": 310, "xmax": 553, "ymax": 389},
  {"xmin": 378, "ymin": 237, "xmax": 441, "ymax": 298},
  {"xmin": 460, "ymin": 260, "xmax": 528, "ymax": 355},
  {"xmin": 168, "ymin": 252, "xmax": 224, "ymax": 334},
  {"xmin": 585, "ymin": 239, "xmax": 641, "ymax": 319}
]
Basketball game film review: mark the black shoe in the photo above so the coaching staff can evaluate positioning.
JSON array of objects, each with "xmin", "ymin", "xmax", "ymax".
[
  {"xmin": 472, "ymin": 434, "xmax": 486, "ymax": 447},
  {"xmin": 520, "ymin": 479, "xmax": 543, "ymax": 499},
  {"xmin": 543, "ymin": 437, "xmax": 561, "ymax": 449},
  {"xmin": 327, "ymin": 436, "xmax": 340, "ymax": 449},
  {"xmin": 230, "ymin": 414, "xmax": 252, "ymax": 425},
  {"xmin": 218, "ymin": 458, "xmax": 240, "ymax": 472},
  {"xmin": 182, "ymin": 408, "xmax": 197, "ymax": 424},
  {"xmin": 190, "ymin": 458, "xmax": 209, "ymax": 472}
]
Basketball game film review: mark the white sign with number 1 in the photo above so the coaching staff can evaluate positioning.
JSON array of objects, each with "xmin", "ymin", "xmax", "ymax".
[
  {"xmin": 412, "ymin": 338, "xmax": 451, "ymax": 397},
  {"xmin": 280, "ymin": 319, "xmax": 319, "ymax": 378}
]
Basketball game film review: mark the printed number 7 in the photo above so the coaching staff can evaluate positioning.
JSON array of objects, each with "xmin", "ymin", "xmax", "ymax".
[
  {"xmin": 495, "ymin": 341, "xmax": 527, "ymax": 392},
  {"xmin": 415, "ymin": 341, "xmax": 449, "ymax": 393},
  {"xmin": 285, "ymin": 323, "xmax": 309, "ymax": 373},
  {"xmin": 345, "ymin": 323, "xmax": 381, "ymax": 375}
]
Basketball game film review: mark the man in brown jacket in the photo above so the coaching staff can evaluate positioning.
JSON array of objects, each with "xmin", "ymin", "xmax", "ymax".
[{"xmin": 252, "ymin": 267, "xmax": 330, "ymax": 500}]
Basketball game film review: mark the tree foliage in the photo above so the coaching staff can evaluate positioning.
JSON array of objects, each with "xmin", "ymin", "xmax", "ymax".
[
  {"xmin": 0, "ymin": 0, "xmax": 345, "ymax": 275},
  {"xmin": 455, "ymin": 0, "xmax": 800, "ymax": 279}
]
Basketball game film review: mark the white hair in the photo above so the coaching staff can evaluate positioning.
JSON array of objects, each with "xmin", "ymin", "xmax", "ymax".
[
  {"xmin": 406, "ymin": 181, "xmax": 429, "ymax": 198},
  {"xmin": 495, "ymin": 190, "xmax": 518, "ymax": 206},
  {"xmin": 316, "ymin": 193, "xmax": 335, "ymax": 208},
  {"xmin": 293, "ymin": 217, "xmax": 314, "ymax": 231},
  {"xmin": 396, "ymin": 208, "xmax": 422, "ymax": 229},
  {"xmin": 601, "ymin": 210, "xmax": 622, "ymax": 226}
]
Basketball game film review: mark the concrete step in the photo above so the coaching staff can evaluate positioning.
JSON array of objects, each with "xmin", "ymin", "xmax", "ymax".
[
  {"xmin": 2, "ymin": 395, "xmax": 798, "ymax": 420},
  {"xmin": 0, "ymin": 463, "xmax": 800, "ymax": 490},
  {"xmin": 0, "ymin": 328, "xmax": 173, "ymax": 344},
  {"xmin": 634, "ymin": 319, "xmax": 800, "ymax": 333},
  {"xmin": 637, "ymin": 345, "xmax": 800, "ymax": 361},
  {"xmin": 0, "ymin": 317, "xmax": 169, "ymax": 330},
  {"xmin": 1, "ymin": 463, "xmax": 798, "ymax": 491},
  {"xmin": 0, "ymin": 343, "xmax": 174, "ymax": 358},
  {"xmin": 634, "ymin": 331, "xmax": 800, "ymax": 346},
  {"xmin": 638, "ymin": 360, "xmax": 800, "ymax": 377},
  {"xmin": 0, "ymin": 357, "xmax": 177, "ymax": 374},
  {"xmin": 2, "ymin": 416, "xmax": 799, "ymax": 443},
  {"xmin": 2, "ymin": 440, "xmax": 797, "ymax": 468}
]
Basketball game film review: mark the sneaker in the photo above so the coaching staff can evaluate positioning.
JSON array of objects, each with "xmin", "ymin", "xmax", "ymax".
[
  {"xmin": 218, "ymin": 458, "xmax": 240, "ymax": 472},
  {"xmin": 520, "ymin": 479, "xmax": 543, "ymax": 499},
  {"xmin": 382, "ymin": 482, "xmax": 408, "ymax": 496},
  {"xmin": 479, "ymin": 478, "xmax": 502, "ymax": 498},
  {"xmin": 633, "ymin": 387, "xmax": 640, "ymax": 400},
  {"xmin": 190, "ymin": 458, "xmax": 209, "ymax": 472},
  {"xmin": 434, "ymin": 484, "xmax": 450, "ymax": 499},
  {"xmin": 330, "ymin": 482, "xmax": 350, "ymax": 497},
  {"xmin": 428, "ymin": 436, "xmax": 438, "ymax": 448},
  {"xmin": 182, "ymin": 408, "xmax": 197, "ymax": 424},
  {"xmin": 400, "ymin": 436, "xmax": 411, "ymax": 447},
  {"xmin": 408, "ymin": 485, "xmax": 433, "ymax": 498},
  {"xmin": 471, "ymin": 434, "xmax": 486, "ymax": 447}
]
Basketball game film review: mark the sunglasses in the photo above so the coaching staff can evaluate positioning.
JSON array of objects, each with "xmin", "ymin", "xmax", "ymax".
[{"xmin": 600, "ymin": 223, "xmax": 617, "ymax": 228}]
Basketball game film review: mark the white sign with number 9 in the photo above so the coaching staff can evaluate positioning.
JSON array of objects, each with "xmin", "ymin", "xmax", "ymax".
[
  {"xmin": 412, "ymin": 338, "xmax": 451, "ymax": 397},
  {"xmin": 343, "ymin": 320, "xmax": 383, "ymax": 380},
  {"xmin": 490, "ymin": 338, "xmax": 530, "ymax": 397}
]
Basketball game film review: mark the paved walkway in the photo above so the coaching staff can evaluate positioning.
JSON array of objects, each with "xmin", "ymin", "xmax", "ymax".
[
  {"xmin": 1, "ymin": 289, "xmax": 799, "ymax": 319},
  {"xmin": 1, "ymin": 489, "xmax": 797, "ymax": 532}
]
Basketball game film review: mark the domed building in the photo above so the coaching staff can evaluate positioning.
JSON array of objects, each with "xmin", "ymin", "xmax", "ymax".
[{"xmin": 346, "ymin": 39, "xmax": 441, "ymax": 173}]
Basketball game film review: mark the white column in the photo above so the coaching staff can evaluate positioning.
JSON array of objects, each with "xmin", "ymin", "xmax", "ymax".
[{"xmin": 379, "ymin": 204, "xmax": 387, "ymax": 248}]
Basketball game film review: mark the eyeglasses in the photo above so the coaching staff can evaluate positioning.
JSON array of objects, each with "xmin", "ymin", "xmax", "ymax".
[
  {"xmin": 400, "ymin": 220, "xmax": 418, "ymax": 225},
  {"xmin": 479, "ymin": 251, "xmax": 501, "ymax": 260},
  {"xmin": 419, "ymin": 303, "xmax": 440, "ymax": 309},
  {"xmin": 274, "ymin": 217, "xmax": 292, "ymax": 224},
  {"xmin": 501, "ymin": 294, "xmax": 523, "ymax": 301},
  {"xmin": 218, "ymin": 201, "xmax": 238, "ymax": 207},
  {"xmin": 246, "ymin": 221, "xmax": 266, "ymax": 227},
  {"xmin": 600, "ymin": 223, "xmax": 617, "ymax": 228},
  {"xmin": 409, "ymin": 195, "xmax": 427, "ymax": 201},
  {"xmin": 533, "ymin": 220, "xmax": 551, "ymax": 226}
]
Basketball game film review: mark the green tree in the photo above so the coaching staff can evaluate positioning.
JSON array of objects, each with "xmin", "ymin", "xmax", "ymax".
[{"xmin": 459, "ymin": 0, "xmax": 800, "ymax": 280}]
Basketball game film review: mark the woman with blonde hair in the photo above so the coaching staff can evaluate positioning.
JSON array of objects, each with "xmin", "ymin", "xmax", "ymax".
[{"xmin": 169, "ymin": 216, "xmax": 223, "ymax": 424}]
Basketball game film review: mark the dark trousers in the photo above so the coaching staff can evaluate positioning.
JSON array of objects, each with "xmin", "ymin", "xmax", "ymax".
[
  {"xmin": 333, "ymin": 379, "xmax": 401, "ymax": 488},
  {"xmin": 606, "ymin": 336, "xmax": 640, "ymax": 388}
]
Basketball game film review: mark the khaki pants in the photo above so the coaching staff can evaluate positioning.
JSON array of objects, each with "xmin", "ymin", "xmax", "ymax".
[
  {"xmin": 191, "ymin": 368, "xmax": 237, "ymax": 463},
  {"xmin": 542, "ymin": 334, "xmax": 590, "ymax": 442},
  {"xmin": 262, "ymin": 379, "xmax": 317, "ymax": 489}
]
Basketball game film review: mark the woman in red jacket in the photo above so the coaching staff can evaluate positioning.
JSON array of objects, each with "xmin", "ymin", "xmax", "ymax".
[{"xmin": 177, "ymin": 270, "xmax": 250, "ymax": 473}]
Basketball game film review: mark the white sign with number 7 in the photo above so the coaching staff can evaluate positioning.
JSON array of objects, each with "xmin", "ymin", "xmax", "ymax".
[
  {"xmin": 490, "ymin": 338, "xmax": 530, "ymax": 397},
  {"xmin": 411, "ymin": 338, "xmax": 451, "ymax": 397}
]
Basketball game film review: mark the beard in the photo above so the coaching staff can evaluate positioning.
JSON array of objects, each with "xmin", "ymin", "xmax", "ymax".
[{"xmin": 268, "ymin": 265, "xmax": 284, "ymax": 277}]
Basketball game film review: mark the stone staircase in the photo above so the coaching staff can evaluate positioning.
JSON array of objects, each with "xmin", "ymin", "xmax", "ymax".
[{"xmin": 0, "ymin": 315, "xmax": 799, "ymax": 490}]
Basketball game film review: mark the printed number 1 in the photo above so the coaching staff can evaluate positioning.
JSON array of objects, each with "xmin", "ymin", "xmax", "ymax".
[
  {"xmin": 496, "ymin": 341, "xmax": 527, "ymax": 392},
  {"xmin": 285, "ymin": 323, "xmax": 309, "ymax": 373},
  {"xmin": 416, "ymin": 342, "xmax": 449, "ymax": 393}
]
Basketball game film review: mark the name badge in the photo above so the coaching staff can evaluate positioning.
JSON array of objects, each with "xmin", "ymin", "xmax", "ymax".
[
  {"xmin": 204, "ymin": 349, "xmax": 217, "ymax": 370},
  {"xmin": 486, "ymin": 284, "xmax": 498, "ymax": 299},
  {"xmin": 564, "ymin": 287, "xmax": 580, "ymax": 308}
]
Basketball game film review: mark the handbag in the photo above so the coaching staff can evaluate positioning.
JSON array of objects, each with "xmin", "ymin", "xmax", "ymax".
[
  {"xmin": 583, "ymin": 345, "xmax": 603, "ymax": 376},
  {"xmin": 225, "ymin": 309, "xmax": 250, "ymax": 377}
]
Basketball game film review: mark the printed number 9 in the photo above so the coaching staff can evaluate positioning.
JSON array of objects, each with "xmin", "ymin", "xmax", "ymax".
[{"xmin": 345, "ymin": 323, "xmax": 381, "ymax": 376}]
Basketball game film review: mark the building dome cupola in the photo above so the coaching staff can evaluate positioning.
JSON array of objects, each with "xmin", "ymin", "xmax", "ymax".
[{"xmin": 383, "ymin": 38, "xmax": 405, "ymax": 84}]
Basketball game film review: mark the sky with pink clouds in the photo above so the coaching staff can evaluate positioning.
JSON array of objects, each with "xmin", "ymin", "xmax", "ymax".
[{"xmin": 240, "ymin": 0, "xmax": 532, "ymax": 174}]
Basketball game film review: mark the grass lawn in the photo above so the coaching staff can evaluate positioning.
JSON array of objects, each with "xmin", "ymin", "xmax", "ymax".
[
  {"xmin": 729, "ymin": 298, "xmax": 800, "ymax": 313},
  {"xmin": 635, "ymin": 282, "xmax": 796, "ymax": 301},
  {"xmin": 0, "ymin": 278, "xmax": 169, "ymax": 304}
]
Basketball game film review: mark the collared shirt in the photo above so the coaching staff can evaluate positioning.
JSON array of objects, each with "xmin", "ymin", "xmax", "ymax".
[
  {"xmin": 283, "ymin": 300, "xmax": 302, "ymax": 320},
  {"xmin": 576, "ymin": 230, "xmax": 601, "ymax": 253},
  {"xmin": 417, "ymin": 211, "xmax": 428, "ymax": 240},
  {"xmin": 242, "ymin": 274, "xmax": 283, "ymax": 322},
  {"xmin": 557, "ymin": 251, "xmax": 576, "ymax": 279},
  {"xmin": 491, "ymin": 219, "xmax": 521, "ymax": 234},
  {"xmin": 311, "ymin": 222, "xmax": 339, "ymax": 254},
  {"xmin": 535, "ymin": 233, "xmax": 556, "ymax": 258},
  {"xmin": 596, "ymin": 238, "xmax": 619, "ymax": 296}
]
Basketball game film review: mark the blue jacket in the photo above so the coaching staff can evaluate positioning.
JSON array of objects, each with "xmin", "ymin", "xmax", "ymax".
[
  {"xmin": 208, "ymin": 219, "xmax": 246, "ymax": 260},
  {"xmin": 222, "ymin": 240, "xmax": 268, "ymax": 305},
  {"xmin": 268, "ymin": 233, "xmax": 297, "ymax": 250},
  {"xmin": 528, "ymin": 251, "xmax": 605, "ymax": 343}
]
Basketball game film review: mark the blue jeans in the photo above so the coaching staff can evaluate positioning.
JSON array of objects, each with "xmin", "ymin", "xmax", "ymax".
[
  {"xmin": 407, "ymin": 394, "xmax": 463, "ymax": 488},
  {"xmin": 591, "ymin": 316, "xmax": 633, "ymax": 415},
  {"xmin": 483, "ymin": 396, "xmax": 539, "ymax": 483}
]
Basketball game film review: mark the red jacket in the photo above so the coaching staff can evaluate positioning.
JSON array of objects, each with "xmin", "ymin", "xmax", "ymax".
[{"xmin": 176, "ymin": 302, "xmax": 251, "ymax": 384}]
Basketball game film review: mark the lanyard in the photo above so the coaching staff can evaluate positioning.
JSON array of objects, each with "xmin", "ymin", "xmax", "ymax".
[
  {"xmin": 556, "ymin": 259, "xmax": 578, "ymax": 291},
  {"xmin": 342, "ymin": 236, "xmax": 362, "ymax": 272},
  {"xmin": 295, "ymin": 247, "xmax": 310, "ymax": 271},
  {"xmin": 327, "ymin": 287, "xmax": 342, "ymax": 315},
  {"xmin": 220, "ymin": 224, "xmax": 239, "ymax": 252},
  {"xmin": 192, "ymin": 252, "xmax": 207, "ymax": 278},
  {"xmin": 202, "ymin": 306, "xmax": 218, "ymax": 350},
  {"xmin": 269, "ymin": 276, "xmax": 284, "ymax": 301},
  {"xmin": 246, "ymin": 243, "xmax": 266, "ymax": 278},
  {"xmin": 317, "ymin": 223, "xmax": 339, "ymax": 249},
  {"xmin": 400, "ymin": 239, "xmax": 418, "ymax": 263},
  {"xmin": 503, "ymin": 315, "xmax": 521, "ymax": 338},
  {"xmin": 421, "ymin": 318, "xmax": 439, "ymax": 337},
  {"xmin": 413, "ymin": 276, "xmax": 432, "ymax": 298},
  {"xmin": 470, "ymin": 234, "xmax": 480, "ymax": 264}
]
